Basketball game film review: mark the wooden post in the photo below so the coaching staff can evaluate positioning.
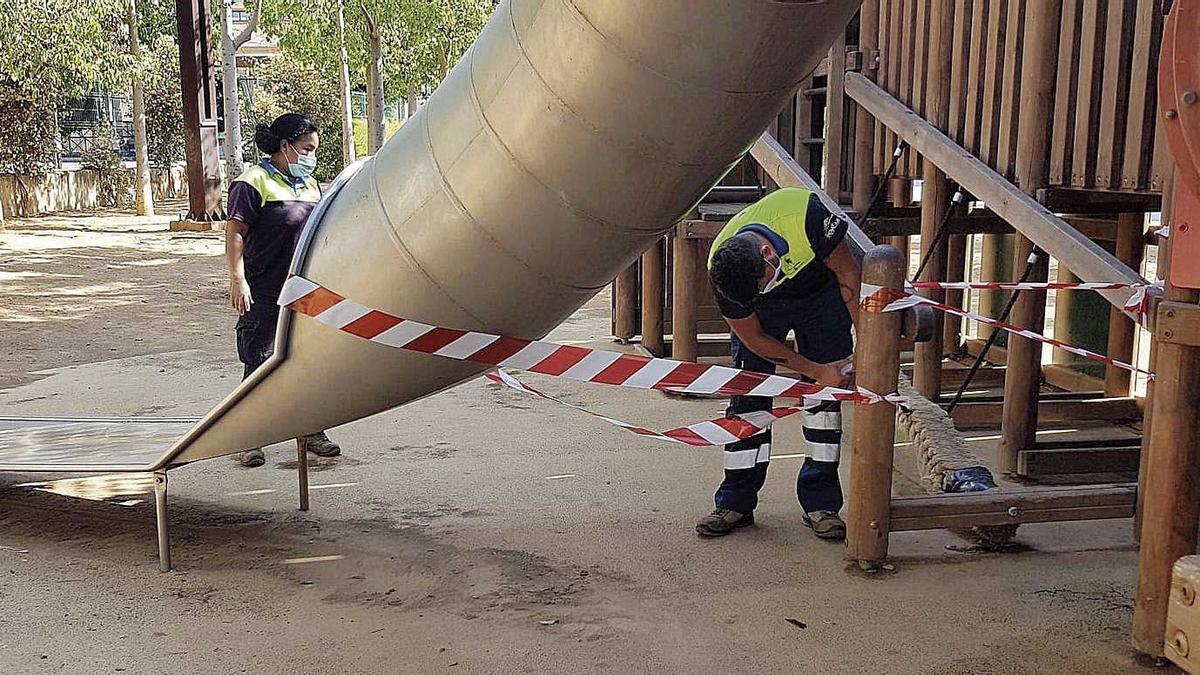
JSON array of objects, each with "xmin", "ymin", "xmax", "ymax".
[
  {"xmin": 852, "ymin": 1, "xmax": 881, "ymax": 215},
  {"xmin": 671, "ymin": 234, "xmax": 699, "ymax": 362},
  {"xmin": 913, "ymin": 0, "xmax": 954, "ymax": 400},
  {"xmin": 943, "ymin": 233, "xmax": 967, "ymax": 353},
  {"xmin": 641, "ymin": 238, "xmax": 665, "ymax": 356},
  {"xmin": 1052, "ymin": 263, "xmax": 1079, "ymax": 366},
  {"xmin": 999, "ymin": 238, "xmax": 1049, "ymax": 473},
  {"xmin": 1104, "ymin": 213, "xmax": 1145, "ymax": 395},
  {"xmin": 998, "ymin": 0, "xmax": 1062, "ymax": 474},
  {"xmin": 847, "ymin": 244, "xmax": 906, "ymax": 567},
  {"xmin": 614, "ymin": 262, "xmax": 639, "ymax": 341},
  {"xmin": 976, "ymin": 234, "xmax": 1007, "ymax": 339},
  {"xmin": 1136, "ymin": 173, "xmax": 1174, "ymax": 542},
  {"xmin": 1133, "ymin": 285, "xmax": 1200, "ymax": 655},
  {"xmin": 887, "ymin": 178, "xmax": 911, "ymax": 257},
  {"xmin": 826, "ymin": 32, "xmax": 848, "ymax": 200}
]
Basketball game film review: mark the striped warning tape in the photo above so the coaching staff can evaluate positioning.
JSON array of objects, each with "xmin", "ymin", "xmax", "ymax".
[
  {"xmin": 908, "ymin": 280, "xmax": 1148, "ymax": 292},
  {"xmin": 487, "ymin": 370, "xmax": 808, "ymax": 446},
  {"xmin": 278, "ymin": 276, "xmax": 904, "ymax": 446},
  {"xmin": 908, "ymin": 280, "xmax": 1159, "ymax": 328},
  {"xmin": 279, "ymin": 276, "xmax": 902, "ymax": 405},
  {"xmin": 861, "ymin": 284, "xmax": 1154, "ymax": 378}
]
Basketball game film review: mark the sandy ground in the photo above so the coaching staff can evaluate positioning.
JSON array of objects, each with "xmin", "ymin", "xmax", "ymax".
[{"xmin": 0, "ymin": 206, "xmax": 1163, "ymax": 674}]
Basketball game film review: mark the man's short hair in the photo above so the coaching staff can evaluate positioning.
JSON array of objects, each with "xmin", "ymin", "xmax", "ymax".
[{"xmin": 710, "ymin": 232, "xmax": 765, "ymax": 305}]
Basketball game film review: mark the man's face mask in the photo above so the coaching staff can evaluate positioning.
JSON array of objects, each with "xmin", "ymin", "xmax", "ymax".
[{"xmin": 760, "ymin": 253, "xmax": 783, "ymax": 295}]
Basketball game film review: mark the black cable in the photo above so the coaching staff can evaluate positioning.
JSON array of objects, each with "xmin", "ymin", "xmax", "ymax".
[
  {"xmin": 857, "ymin": 141, "xmax": 909, "ymax": 227},
  {"xmin": 945, "ymin": 248, "xmax": 1044, "ymax": 414},
  {"xmin": 911, "ymin": 186, "xmax": 964, "ymax": 282}
]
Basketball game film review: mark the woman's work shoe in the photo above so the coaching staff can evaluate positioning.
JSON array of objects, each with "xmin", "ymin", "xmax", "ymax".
[
  {"xmin": 802, "ymin": 511, "xmax": 846, "ymax": 540},
  {"xmin": 300, "ymin": 432, "xmax": 341, "ymax": 457},
  {"xmin": 695, "ymin": 508, "xmax": 755, "ymax": 537},
  {"xmin": 238, "ymin": 448, "xmax": 265, "ymax": 468}
]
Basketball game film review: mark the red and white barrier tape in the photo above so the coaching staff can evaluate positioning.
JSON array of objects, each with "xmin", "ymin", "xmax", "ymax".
[
  {"xmin": 487, "ymin": 370, "xmax": 808, "ymax": 446},
  {"xmin": 907, "ymin": 280, "xmax": 1159, "ymax": 328},
  {"xmin": 909, "ymin": 280, "xmax": 1145, "ymax": 292},
  {"xmin": 861, "ymin": 284, "xmax": 1154, "ymax": 378},
  {"xmin": 279, "ymin": 276, "xmax": 904, "ymax": 445}
]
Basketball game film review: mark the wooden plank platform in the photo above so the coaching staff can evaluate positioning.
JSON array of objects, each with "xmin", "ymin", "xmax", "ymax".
[{"xmin": 948, "ymin": 396, "xmax": 1141, "ymax": 429}]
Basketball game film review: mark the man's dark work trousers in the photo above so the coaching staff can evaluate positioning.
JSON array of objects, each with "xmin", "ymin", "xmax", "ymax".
[{"xmin": 714, "ymin": 279, "xmax": 853, "ymax": 516}]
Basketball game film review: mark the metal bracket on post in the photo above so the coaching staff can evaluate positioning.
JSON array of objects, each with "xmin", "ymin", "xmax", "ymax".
[
  {"xmin": 153, "ymin": 470, "xmax": 171, "ymax": 573},
  {"xmin": 296, "ymin": 438, "xmax": 310, "ymax": 512}
]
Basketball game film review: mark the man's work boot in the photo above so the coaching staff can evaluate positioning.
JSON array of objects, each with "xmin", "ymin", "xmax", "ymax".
[
  {"xmin": 238, "ymin": 448, "xmax": 265, "ymax": 468},
  {"xmin": 300, "ymin": 431, "xmax": 341, "ymax": 457},
  {"xmin": 802, "ymin": 511, "xmax": 846, "ymax": 540},
  {"xmin": 695, "ymin": 508, "xmax": 754, "ymax": 537}
]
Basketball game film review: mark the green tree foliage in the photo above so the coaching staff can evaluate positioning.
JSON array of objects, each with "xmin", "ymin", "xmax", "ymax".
[
  {"xmin": 244, "ymin": 55, "xmax": 349, "ymax": 182},
  {"xmin": 0, "ymin": 0, "xmax": 180, "ymax": 175},
  {"xmin": 142, "ymin": 36, "xmax": 187, "ymax": 169},
  {"xmin": 261, "ymin": 0, "xmax": 495, "ymax": 109},
  {"xmin": 0, "ymin": 0, "xmax": 132, "ymax": 100}
]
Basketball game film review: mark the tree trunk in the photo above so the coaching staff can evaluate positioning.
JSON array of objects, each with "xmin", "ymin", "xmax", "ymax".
[
  {"xmin": 219, "ymin": 0, "xmax": 243, "ymax": 183},
  {"xmin": 365, "ymin": 15, "xmax": 385, "ymax": 154},
  {"xmin": 406, "ymin": 82, "xmax": 417, "ymax": 119},
  {"xmin": 337, "ymin": 1, "xmax": 355, "ymax": 165},
  {"xmin": 129, "ymin": 0, "xmax": 153, "ymax": 215}
]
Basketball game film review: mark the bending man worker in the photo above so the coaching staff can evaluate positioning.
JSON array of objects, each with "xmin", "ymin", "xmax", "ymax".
[{"xmin": 697, "ymin": 187, "xmax": 860, "ymax": 539}]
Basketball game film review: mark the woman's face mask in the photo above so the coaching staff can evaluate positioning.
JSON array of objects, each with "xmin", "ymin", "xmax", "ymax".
[{"xmin": 284, "ymin": 141, "xmax": 318, "ymax": 178}]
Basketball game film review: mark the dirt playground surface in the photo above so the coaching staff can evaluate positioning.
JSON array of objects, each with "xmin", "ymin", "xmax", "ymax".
[{"xmin": 0, "ymin": 206, "xmax": 1161, "ymax": 674}]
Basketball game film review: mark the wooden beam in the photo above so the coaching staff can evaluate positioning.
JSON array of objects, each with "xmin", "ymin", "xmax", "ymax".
[
  {"xmin": 889, "ymin": 483, "xmax": 1137, "ymax": 531},
  {"xmin": 862, "ymin": 214, "xmax": 1012, "ymax": 237},
  {"xmin": 1017, "ymin": 445, "xmax": 1140, "ymax": 476},
  {"xmin": 950, "ymin": 396, "xmax": 1141, "ymax": 430},
  {"xmin": 1042, "ymin": 363, "xmax": 1107, "ymax": 393},
  {"xmin": 1036, "ymin": 187, "xmax": 1163, "ymax": 214},
  {"xmin": 1167, "ymin": 557, "xmax": 1200, "ymax": 672},
  {"xmin": 847, "ymin": 244, "xmax": 907, "ymax": 566},
  {"xmin": 844, "ymin": 71, "xmax": 1148, "ymax": 316},
  {"xmin": 1156, "ymin": 301, "xmax": 1200, "ymax": 348}
]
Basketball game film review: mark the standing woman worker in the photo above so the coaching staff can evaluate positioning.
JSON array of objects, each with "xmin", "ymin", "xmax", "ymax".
[{"xmin": 225, "ymin": 113, "xmax": 343, "ymax": 467}]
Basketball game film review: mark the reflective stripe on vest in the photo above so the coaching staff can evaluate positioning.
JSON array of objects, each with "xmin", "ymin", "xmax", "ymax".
[
  {"xmin": 232, "ymin": 163, "xmax": 321, "ymax": 206},
  {"xmin": 707, "ymin": 187, "xmax": 817, "ymax": 281}
]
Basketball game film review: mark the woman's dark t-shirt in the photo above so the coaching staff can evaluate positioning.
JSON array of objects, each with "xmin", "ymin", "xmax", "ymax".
[{"xmin": 226, "ymin": 161, "xmax": 321, "ymax": 302}]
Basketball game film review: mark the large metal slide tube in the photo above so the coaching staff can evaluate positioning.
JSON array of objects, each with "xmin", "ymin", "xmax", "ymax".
[{"xmin": 166, "ymin": 0, "xmax": 862, "ymax": 465}]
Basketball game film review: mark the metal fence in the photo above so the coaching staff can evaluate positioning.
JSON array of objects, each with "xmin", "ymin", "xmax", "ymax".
[{"xmin": 57, "ymin": 92, "xmax": 135, "ymax": 163}]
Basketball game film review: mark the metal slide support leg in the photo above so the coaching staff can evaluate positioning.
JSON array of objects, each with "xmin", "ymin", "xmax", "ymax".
[
  {"xmin": 296, "ymin": 438, "xmax": 310, "ymax": 512},
  {"xmin": 153, "ymin": 470, "xmax": 171, "ymax": 572}
]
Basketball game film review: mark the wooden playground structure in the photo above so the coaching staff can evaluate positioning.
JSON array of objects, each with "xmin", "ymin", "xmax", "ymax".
[{"xmin": 612, "ymin": 0, "xmax": 1200, "ymax": 664}]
